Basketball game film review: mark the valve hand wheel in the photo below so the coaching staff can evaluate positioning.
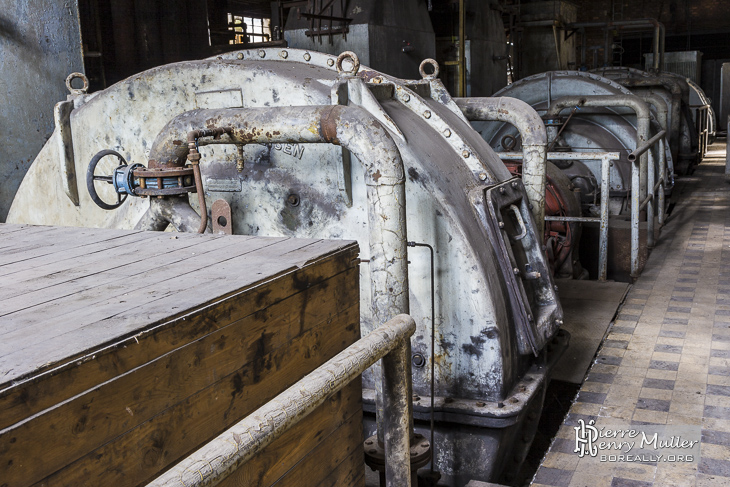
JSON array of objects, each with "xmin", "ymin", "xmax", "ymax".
[{"xmin": 87, "ymin": 149, "xmax": 128, "ymax": 210}]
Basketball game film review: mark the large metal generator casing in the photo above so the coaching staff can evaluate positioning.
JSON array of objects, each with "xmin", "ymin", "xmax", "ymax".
[
  {"xmin": 472, "ymin": 71, "xmax": 672, "ymax": 216},
  {"xmin": 8, "ymin": 49, "xmax": 563, "ymax": 485}
]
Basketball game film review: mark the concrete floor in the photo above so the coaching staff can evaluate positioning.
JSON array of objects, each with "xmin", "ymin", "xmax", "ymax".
[
  {"xmin": 552, "ymin": 279, "xmax": 630, "ymax": 384},
  {"xmin": 532, "ymin": 141, "xmax": 730, "ymax": 487}
]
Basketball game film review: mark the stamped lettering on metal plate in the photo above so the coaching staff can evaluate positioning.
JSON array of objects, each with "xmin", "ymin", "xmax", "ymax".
[{"xmin": 272, "ymin": 143, "xmax": 305, "ymax": 160}]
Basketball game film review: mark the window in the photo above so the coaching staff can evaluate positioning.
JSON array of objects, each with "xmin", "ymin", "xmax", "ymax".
[{"xmin": 227, "ymin": 14, "xmax": 271, "ymax": 44}]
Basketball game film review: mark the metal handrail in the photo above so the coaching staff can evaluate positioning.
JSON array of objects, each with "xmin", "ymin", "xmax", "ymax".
[
  {"xmin": 147, "ymin": 314, "xmax": 418, "ymax": 487},
  {"xmin": 499, "ymin": 151, "xmax": 619, "ymax": 281},
  {"xmin": 631, "ymin": 133, "xmax": 666, "ymax": 275}
]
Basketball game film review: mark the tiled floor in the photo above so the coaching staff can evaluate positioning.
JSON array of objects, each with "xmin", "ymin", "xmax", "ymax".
[{"xmin": 532, "ymin": 142, "xmax": 730, "ymax": 487}]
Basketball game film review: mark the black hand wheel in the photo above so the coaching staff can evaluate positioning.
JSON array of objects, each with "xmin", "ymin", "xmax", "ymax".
[{"xmin": 87, "ymin": 149, "xmax": 128, "ymax": 210}]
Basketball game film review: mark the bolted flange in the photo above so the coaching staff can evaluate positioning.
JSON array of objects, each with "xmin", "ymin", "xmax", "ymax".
[{"xmin": 364, "ymin": 432, "xmax": 432, "ymax": 483}]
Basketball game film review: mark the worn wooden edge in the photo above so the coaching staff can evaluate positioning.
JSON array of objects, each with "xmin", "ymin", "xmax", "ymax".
[
  {"xmin": 0, "ymin": 241, "xmax": 359, "ymax": 392},
  {"xmin": 0, "ymin": 273, "xmax": 359, "ymax": 476},
  {"xmin": 0, "ymin": 253, "xmax": 359, "ymax": 430},
  {"xmin": 27, "ymin": 305, "xmax": 360, "ymax": 487}
]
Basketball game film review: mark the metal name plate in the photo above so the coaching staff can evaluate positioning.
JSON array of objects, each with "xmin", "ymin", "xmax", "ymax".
[{"xmin": 206, "ymin": 178, "xmax": 242, "ymax": 192}]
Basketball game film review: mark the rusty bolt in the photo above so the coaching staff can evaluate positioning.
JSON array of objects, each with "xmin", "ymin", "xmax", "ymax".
[
  {"xmin": 373, "ymin": 77, "xmax": 383, "ymax": 84},
  {"xmin": 479, "ymin": 172, "xmax": 488, "ymax": 181},
  {"xmin": 423, "ymin": 110, "xmax": 432, "ymax": 119},
  {"xmin": 327, "ymin": 58, "xmax": 335, "ymax": 66},
  {"xmin": 462, "ymin": 150, "xmax": 470, "ymax": 158},
  {"xmin": 280, "ymin": 50, "xmax": 288, "ymax": 59},
  {"xmin": 237, "ymin": 53, "xmax": 243, "ymax": 59},
  {"xmin": 304, "ymin": 52, "xmax": 311, "ymax": 61},
  {"xmin": 258, "ymin": 50, "xmax": 266, "ymax": 58},
  {"xmin": 476, "ymin": 401, "xmax": 486, "ymax": 407},
  {"xmin": 443, "ymin": 128, "xmax": 451, "ymax": 137},
  {"xmin": 403, "ymin": 93, "xmax": 410, "ymax": 102}
]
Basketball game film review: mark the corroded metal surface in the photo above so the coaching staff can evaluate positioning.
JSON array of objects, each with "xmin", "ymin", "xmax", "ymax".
[
  {"xmin": 455, "ymin": 97, "xmax": 548, "ymax": 234},
  {"xmin": 211, "ymin": 199, "xmax": 232, "ymax": 234},
  {"xmin": 9, "ymin": 48, "xmax": 562, "ymax": 484}
]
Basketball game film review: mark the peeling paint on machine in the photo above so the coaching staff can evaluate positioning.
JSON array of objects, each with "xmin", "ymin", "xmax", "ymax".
[{"xmin": 7, "ymin": 49, "xmax": 565, "ymax": 485}]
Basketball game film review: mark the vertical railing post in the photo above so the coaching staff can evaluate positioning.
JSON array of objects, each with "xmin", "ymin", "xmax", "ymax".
[
  {"xmin": 598, "ymin": 154, "xmax": 612, "ymax": 281},
  {"xmin": 631, "ymin": 156, "xmax": 641, "ymax": 279},
  {"xmin": 647, "ymin": 146, "xmax": 656, "ymax": 248},
  {"xmin": 382, "ymin": 335, "xmax": 415, "ymax": 487},
  {"xmin": 658, "ymin": 139, "xmax": 666, "ymax": 226}
]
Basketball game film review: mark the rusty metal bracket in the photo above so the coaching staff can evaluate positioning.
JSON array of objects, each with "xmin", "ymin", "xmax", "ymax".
[
  {"xmin": 54, "ymin": 100, "xmax": 80, "ymax": 206},
  {"xmin": 211, "ymin": 199, "xmax": 233, "ymax": 235}
]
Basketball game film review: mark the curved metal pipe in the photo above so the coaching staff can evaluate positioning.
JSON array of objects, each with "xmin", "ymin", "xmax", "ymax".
[
  {"xmin": 185, "ymin": 128, "xmax": 229, "ymax": 234},
  {"xmin": 134, "ymin": 197, "xmax": 209, "ymax": 233},
  {"xmin": 636, "ymin": 93, "xmax": 673, "ymax": 178},
  {"xmin": 146, "ymin": 105, "xmax": 409, "ymax": 452},
  {"xmin": 615, "ymin": 76, "xmax": 687, "ymax": 161},
  {"xmin": 545, "ymin": 95, "xmax": 652, "ymax": 278},
  {"xmin": 454, "ymin": 97, "xmax": 548, "ymax": 234},
  {"xmin": 148, "ymin": 104, "xmax": 408, "ymax": 319}
]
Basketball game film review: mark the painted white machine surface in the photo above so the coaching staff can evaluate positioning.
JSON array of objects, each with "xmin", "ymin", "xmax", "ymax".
[{"xmin": 8, "ymin": 48, "xmax": 564, "ymax": 485}]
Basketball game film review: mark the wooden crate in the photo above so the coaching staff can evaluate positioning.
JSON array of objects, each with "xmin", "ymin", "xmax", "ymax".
[{"xmin": 0, "ymin": 224, "xmax": 364, "ymax": 487}]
